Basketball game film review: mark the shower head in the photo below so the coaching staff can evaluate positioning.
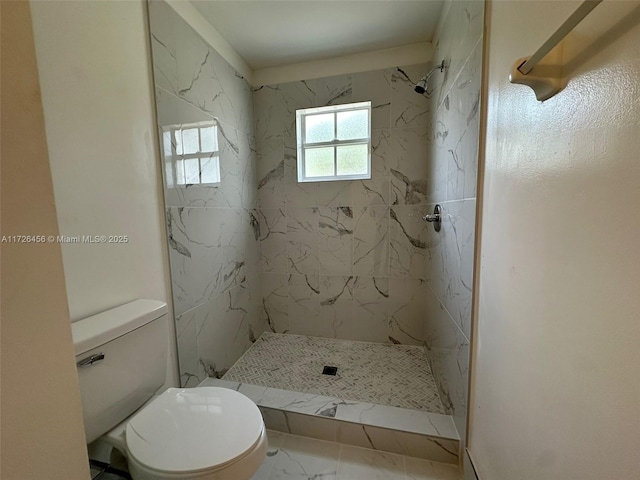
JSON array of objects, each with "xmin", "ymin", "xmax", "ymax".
[
  {"xmin": 414, "ymin": 60, "xmax": 446, "ymax": 95},
  {"xmin": 414, "ymin": 78, "xmax": 428, "ymax": 95}
]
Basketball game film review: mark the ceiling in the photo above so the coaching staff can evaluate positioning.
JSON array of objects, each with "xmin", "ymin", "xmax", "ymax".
[{"xmin": 189, "ymin": 1, "xmax": 445, "ymax": 69}]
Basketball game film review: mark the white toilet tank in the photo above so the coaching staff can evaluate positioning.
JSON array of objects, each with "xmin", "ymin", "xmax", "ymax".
[{"xmin": 71, "ymin": 300, "xmax": 169, "ymax": 444}]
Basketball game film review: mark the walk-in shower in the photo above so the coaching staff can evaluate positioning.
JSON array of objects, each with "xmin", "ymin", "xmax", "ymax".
[{"xmin": 148, "ymin": 0, "xmax": 484, "ymax": 466}]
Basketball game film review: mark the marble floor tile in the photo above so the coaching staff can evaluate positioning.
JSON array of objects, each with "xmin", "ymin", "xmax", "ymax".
[
  {"xmin": 337, "ymin": 445, "xmax": 405, "ymax": 479},
  {"xmin": 251, "ymin": 432, "xmax": 461, "ymax": 480},
  {"xmin": 223, "ymin": 332, "xmax": 444, "ymax": 413},
  {"xmin": 405, "ymin": 456, "xmax": 461, "ymax": 480},
  {"xmin": 250, "ymin": 430, "xmax": 286, "ymax": 480},
  {"xmin": 267, "ymin": 433, "xmax": 340, "ymax": 480}
]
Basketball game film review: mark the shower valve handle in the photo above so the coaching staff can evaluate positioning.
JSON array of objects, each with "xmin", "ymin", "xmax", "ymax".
[{"xmin": 423, "ymin": 204, "xmax": 442, "ymax": 232}]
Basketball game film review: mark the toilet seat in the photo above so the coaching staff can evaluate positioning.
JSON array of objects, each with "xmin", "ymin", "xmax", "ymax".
[{"xmin": 125, "ymin": 387, "xmax": 265, "ymax": 476}]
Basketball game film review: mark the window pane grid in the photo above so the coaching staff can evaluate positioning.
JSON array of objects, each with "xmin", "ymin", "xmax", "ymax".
[{"xmin": 297, "ymin": 102, "xmax": 371, "ymax": 183}]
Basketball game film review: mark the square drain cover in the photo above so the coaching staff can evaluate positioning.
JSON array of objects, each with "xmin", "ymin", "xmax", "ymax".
[{"xmin": 322, "ymin": 366, "xmax": 338, "ymax": 376}]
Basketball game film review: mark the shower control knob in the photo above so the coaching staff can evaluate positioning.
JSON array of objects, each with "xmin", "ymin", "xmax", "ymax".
[{"xmin": 422, "ymin": 204, "xmax": 442, "ymax": 232}]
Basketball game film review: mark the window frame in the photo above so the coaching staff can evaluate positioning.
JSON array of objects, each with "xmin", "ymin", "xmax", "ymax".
[{"xmin": 296, "ymin": 101, "xmax": 372, "ymax": 183}]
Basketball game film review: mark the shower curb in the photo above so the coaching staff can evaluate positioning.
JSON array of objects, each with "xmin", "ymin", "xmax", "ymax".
[{"xmin": 199, "ymin": 378, "xmax": 460, "ymax": 465}]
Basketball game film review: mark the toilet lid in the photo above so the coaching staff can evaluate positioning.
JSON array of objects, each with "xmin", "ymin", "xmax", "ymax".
[{"xmin": 126, "ymin": 387, "xmax": 264, "ymax": 474}]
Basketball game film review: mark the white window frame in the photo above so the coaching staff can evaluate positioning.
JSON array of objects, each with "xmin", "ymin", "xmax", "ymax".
[{"xmin": 296, "ymin": 101, "xmax": 371, "ymax": 182}]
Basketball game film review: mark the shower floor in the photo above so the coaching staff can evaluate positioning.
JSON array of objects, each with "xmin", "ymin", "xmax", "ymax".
[{"xmin": 223, "ymin": 332, "xmax": 445, "ymax": 414}]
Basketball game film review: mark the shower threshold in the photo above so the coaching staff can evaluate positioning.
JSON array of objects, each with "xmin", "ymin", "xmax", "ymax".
[{"xmin": 199, "ymin": 333, "xmax": 460, "ymax": 464}]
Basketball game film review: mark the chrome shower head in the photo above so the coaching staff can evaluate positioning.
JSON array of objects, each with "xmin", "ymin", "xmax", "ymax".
[
  {"xmin": 414, "ymin": 60, "xmax": 446, "ymax": 95},
  {"xmin": 414, "ymin": 78, "xmax": 428, "ymax": 95}
]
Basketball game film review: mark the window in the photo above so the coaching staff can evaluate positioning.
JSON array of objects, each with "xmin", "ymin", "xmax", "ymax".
[
  {"xmin": 162, "ymin": 120, "xmax": 220, "ymax": 187},
  {"xmin": 296, "ymin": 101, "xmax": 371, "ymax": 182}
]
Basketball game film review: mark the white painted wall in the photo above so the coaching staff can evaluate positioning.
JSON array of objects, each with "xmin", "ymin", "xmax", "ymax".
[
  {"xmin": 1, "ymin": 2, "xmax": 90, "ymax": 478},
  {"xmin": 30, "ymin": 0, "xmax": 178, "ymax": 387},
  {"xmin": 469, "ymin": 1, "xmax": 640, "ymax": 478}
]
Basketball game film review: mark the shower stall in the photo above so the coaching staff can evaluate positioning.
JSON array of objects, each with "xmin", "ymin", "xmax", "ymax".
[{"xmin": 149, "ymin": 0, "xmax": 483, "ymax": 466}]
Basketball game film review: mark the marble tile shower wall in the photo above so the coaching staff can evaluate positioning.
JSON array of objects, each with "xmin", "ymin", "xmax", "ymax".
[
  {"xmin": 254, "ymin": 66, "xmax": 436, "ymax": 345},
  {"xmin": 149, "ymin": 1, "xmax": 266, "ymax": 387},
  {"xmin": 421, "ymin": 0, "xmax": 484, "ymax": 444}
]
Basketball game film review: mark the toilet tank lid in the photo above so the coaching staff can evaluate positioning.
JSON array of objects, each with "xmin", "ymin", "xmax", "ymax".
[{"xmin": 72, "ymin": 299, "xmax": 167, "ymax": 356}]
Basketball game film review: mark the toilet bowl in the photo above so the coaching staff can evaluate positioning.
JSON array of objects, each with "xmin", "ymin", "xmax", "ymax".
[
  {"xmin": 71, "ymin": 300, "xmax": 267, "ymax": 480},
  {"xmin": 107, "ymin": 387, "xmax": 267, "ymax": 480}
]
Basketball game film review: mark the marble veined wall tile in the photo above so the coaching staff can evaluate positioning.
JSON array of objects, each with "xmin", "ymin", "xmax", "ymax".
[
  {"xmin": 254, "ymin": 66, "xmax": 433, "ymax": 344},
  {"xmin": 213, "ymin": 208, "xmax": 249, "ymax": 296},
  {"xmin": 423, "ymin": 285, "xmax": 470, "ymax": 440},
  {"xmin": 174, "ymin": 18, "xmax": 252, "ymax": 135},
  {"xmin": 427, "ymin": 200, "xmax": 475, "ymax": 339},
  {"xmin": 318, "ymin": 207, "xmax": 354, "ymax": 276},
  {"xmin": 422, "ymin": 0, "xmax": 484, "ymax": 450},
  {"xmin": 287, "ymin": 207, "xmax": 319, "ymax": 275},
  {"xmin": 256, "ymin": 137, "xmax": 285, "ymax": 209},
  {"xmin": 319, "ymin": 275, "xmax": 355, "ymax": 339},
  {"xmin": 156, "ymin": 90, "xmax": 257, "ymax": 210},
  {"xmin": 315, "ymin": 74, "xmax": 353, "ymax": 106},
  {"xmin": 353, "ymin": 206, "xmax": 389, "ymax": 277},
  {"xmin": 317, "ymin": 180, "xmax": 352, "ymax": 208},
  {"xmin": 430, "ymin": 117, "xmax": 452, "ymax": 203},
  {"xmin": 148, "ymin": 0, "xmax": 178, "ymax": 94},
  {"xmin": 254, "ymin": 80, "xmax": 316, "ymax": 141},
  {"xmin": 217, "ymin": 123, "xmax": 247, "ymax": 209},
  {"xmin": 166, "ymin": 207, "xmax": 222, "ymax": 315},
  {"xmin": 210, "ymin": 48, "xmax": 254, "ymax": 135},
  {"xmin": 388, "ymin": 127, "xmax": 431, "ymax": 205},
  {"xmin": 388, "ymin": 277, "xmax": 428, "ymax": 345},
  {"xmin": 245, "ymin": 208, "xmax": 261, "ymax": 280},
  {"xmin": 424, "ymin": 203, "xmax": 460, "ymax": 334},
  {"xmin": 196, "ymin": 283, "xmax": 261, "ymax": 378},
  {"xmin": 444, "ymin": 42, "xmax": 482, "ymax": 202},
  {"xmin": 288, "ymin": 274, "xmax": 321, "ymax": 335},
  {"xmin": 351, "ymin": 276, "xmax": 389, "ymax": 343},
  {"xmin": 352, "ymin": 69, "xmax": 392, "ymax": 130},
  {"xmin": 175, "ymin": 307, "xmax": 204, "ymax": 388},
  {"xmin": 153, "ymin": 2, "xmax": 264, "ymax": 389},
  {"xmin": 349, "ymin": 129, "xmax": 391, "ymax": 207},
  {"xmin": 283, "ymin": 136, "xmax": 318, "ymax": 208},
  {"xmin": 390, "ymin": 63, "xmax": 430, "ymax": 128},
  {"xmin": 164, "ymin": 208, "xmax": 219, "ymax": 302},
  {"xmin": 431, "ymin": 1, "xmax": 484, "ymax": 110},
  {"xmin": 261, "ymin": 273, "xmax": 289, "ymax": 333},
  {"xmin": 389, "ymin": 205, "xmax": 431, "ymax": 279},
  {"xmin": 257, "ymin": 208, "xmax": 287, "ymax": 273}
]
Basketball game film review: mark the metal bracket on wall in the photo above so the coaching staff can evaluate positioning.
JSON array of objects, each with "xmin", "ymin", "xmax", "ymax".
[{"xmin": 509, "ymin": 0, "xmax": 603, "ymax": 101}]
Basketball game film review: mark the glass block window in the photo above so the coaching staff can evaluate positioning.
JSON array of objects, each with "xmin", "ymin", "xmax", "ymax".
[
  {"xmin": 161, "ymin": 120, "xmax": 220, "ymax": 187},
  {"xmin": 296, "ymin": 101, "xmax": 371, "ymax": 182}
]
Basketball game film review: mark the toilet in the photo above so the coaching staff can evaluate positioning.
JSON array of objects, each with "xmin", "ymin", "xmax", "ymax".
[{"xmin": 72, "ymin": 299, "xmax": 267, "ymax": 480}]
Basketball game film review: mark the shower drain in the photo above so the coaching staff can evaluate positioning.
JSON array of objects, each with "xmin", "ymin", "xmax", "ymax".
[{"xmin": 322, "ymin": 366, "xmax": 338, "ymax": 376}]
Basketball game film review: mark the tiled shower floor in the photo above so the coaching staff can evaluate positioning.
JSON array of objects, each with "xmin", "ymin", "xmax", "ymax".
[{"xmin": 223, "ymin": 333, "xmax": 445, "ymax": 414}]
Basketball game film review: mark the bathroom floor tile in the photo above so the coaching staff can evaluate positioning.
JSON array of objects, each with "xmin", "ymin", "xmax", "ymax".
[
  {"xmin": 223, "ymin": 332, "xmax": 445, "ymax": 413},
  {"xmin": 405, "ymin": 456, "xmax": 461, "ymax": 480},
  {"xmin": 266, "ymin": 433, "xmax": 341, "ymax": 480},
  {"xmin": 250, "ymin": 430, "xmax": 286, "ymax": 480},
  {"xmin": 251, "ymin": 432, "xmax": 461, "ymax": 480},
  {"xmin": 337, "ymin": 445, "xmax": 405, "ymax": 479}
]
